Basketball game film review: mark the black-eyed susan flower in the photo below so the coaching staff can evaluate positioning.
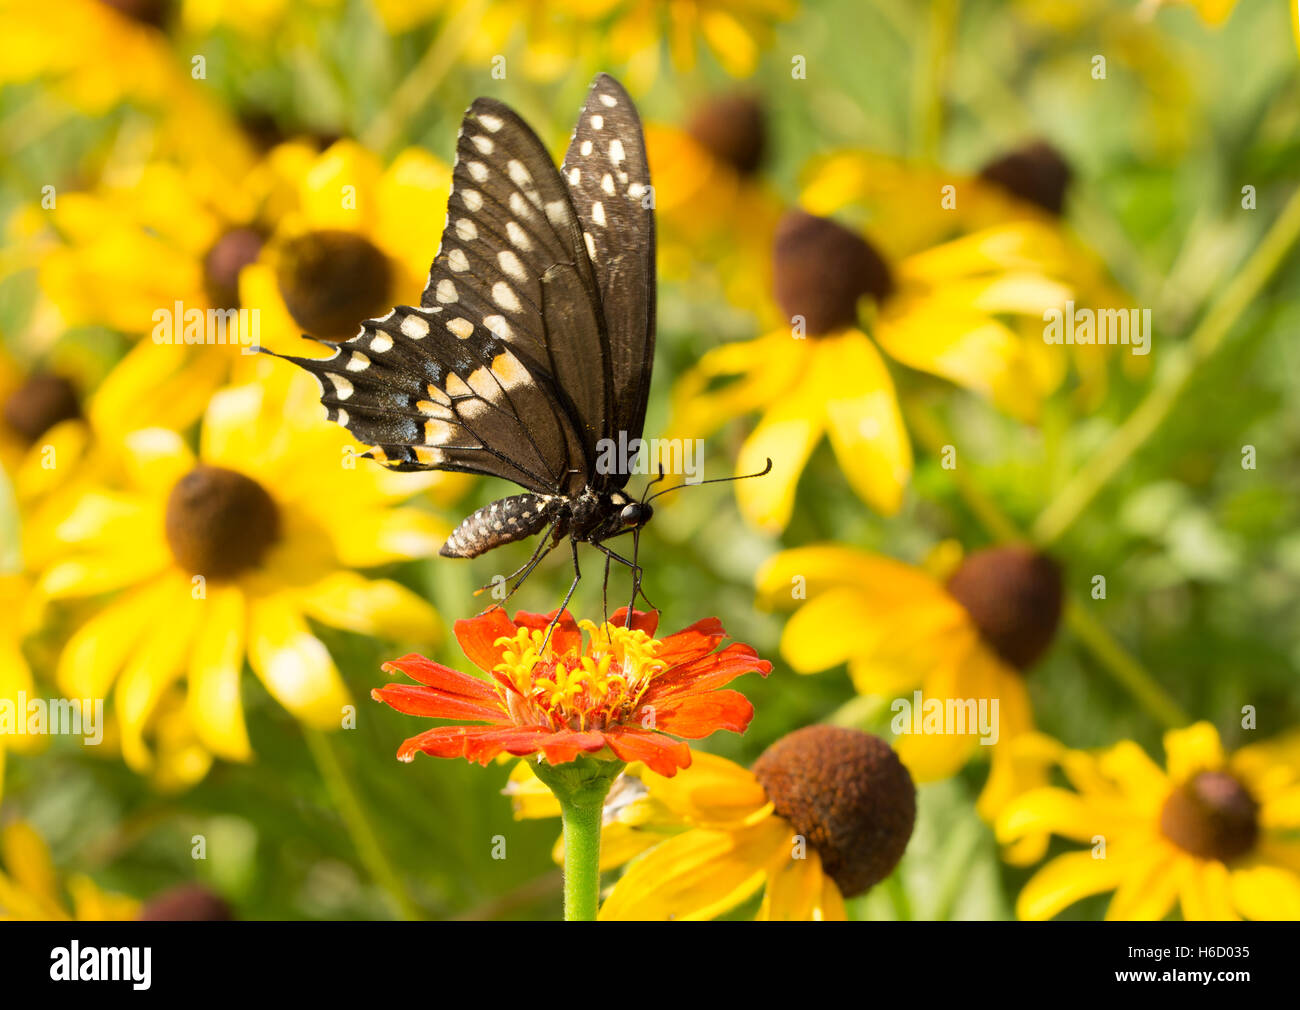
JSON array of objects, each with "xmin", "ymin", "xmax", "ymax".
[
  {"xmin": 756, "ymin": 543, "xmax": 1064, "ymax": 847},
  {"xmin": 240, "ymin": 140, "xmax": 451, "ymax": 358},
  {"xmin": 800, "ymin": 146, "xmax": 1139, "ymax": 407},
  {"xmin": 670, "ymin": 201, "xmax": 1073, "ymax": 529},
  {"xmin": 998, "ymin": 722, "xmax": 1300, "ymax": 920},
  {"xmin": 586, "ymin": 726, "xmax": 915, "ymax": 920},
  {"xmin": 372, "ymin": 607, "xmax": 770, "ymax": 776},
  {"xmin": 35, "ymin": 373, "xmax": 453, "ymax": 785},
  {"xmin": 0, "ymin": 821, "xmax": 138, "ymax": 921}
]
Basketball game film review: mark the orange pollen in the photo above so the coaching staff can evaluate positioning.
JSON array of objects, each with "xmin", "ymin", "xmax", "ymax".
[{"xmin": 490, "ymin": 622, "xmax": 667, "ymax": 732}]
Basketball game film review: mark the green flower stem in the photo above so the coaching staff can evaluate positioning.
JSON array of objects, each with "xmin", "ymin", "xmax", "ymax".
[
  {"xmin": 558, "ymin": 796, "xmax": 605, "ymax": 922},
  {"xmin": 903, "ymin": 396, "xmax": 1188, "ymax": 730},
  {"xmin": 913, "ymin": 0, "xmax": 960, "ymax": 161},
  {"xmin": 531, "ymin": 755, "xmax": 625, "ymax": 921},
  {"xmin": 361, "ymin": 0, "xmax": 488, "ymax": 154},
  {"xmin": 1032, "ymin": 183, "xmax": 1300, "ymax": 546},
  {"xmin": 1064, "ymin": 601, "xmax": 1189, "ymax": 729},
  {"xmin": 304, "ymin": 728, "xmax": 420, "ymax": 921}
]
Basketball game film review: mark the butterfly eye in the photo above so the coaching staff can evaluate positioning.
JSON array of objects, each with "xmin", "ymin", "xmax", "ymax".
[{"xmin": 620, "ymin": 502, "xmax": 652, "ymax": 527}]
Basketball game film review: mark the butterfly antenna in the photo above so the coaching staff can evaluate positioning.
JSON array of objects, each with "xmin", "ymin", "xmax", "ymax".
[
  {"xmin": 640, "ymin": 463, "xmax": 667, "ymax": 504},
  {"xmin": 644, "ymin": 458, "xmax": 774, "ymax": 505}
]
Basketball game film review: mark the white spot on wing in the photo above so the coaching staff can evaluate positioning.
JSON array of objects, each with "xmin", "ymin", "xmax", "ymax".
[
  {"xmin": 448, "ymin": 249, "xmax": 469, "ymax": 272},
  {"xmin": 478, "ymin": 113, "xmax": 504, "ymax": 132},
  {"xmin": 435, "ymin": 279, "xmax": 459, "ymax": 303},
  {"xmin": 346, "ymin": 352, "xmax": 370, "ymax": 372},
  {"xmin": 447, "ymin": 317, "xmax": 474, "ymax": 340},
  {"xmin": 327, "ymin": 373, "xmax": 354, "ymax": 400},
  {"xmin": 492, "ymin": 281, "xmax": 522, "ymax": 312},
  {"xmin": 498, "ymin": 250, "xmax": 526, "ymax": 280},
  {"xmin": 370, "ymin": 332, "xmax": 394, "ymax": 353},
  {"xmin": 599, "ymin": 93, "xmax": 617, "ymax": 108},
  {"xmin": 400, "ymin": 314, "xmax": 430, "ymax": 339},
  {"xmin": 591, "ymin": 115, "xmax": 604, "ymax": 130},
  {"xmin": 455, "ymin": 218, "xmax": 478, "ymax": 241},
  {"xmin": 483, "ymin": 314, "xmax": 511, "ymax": 338},
  {"xmin": 506, "ymin": 221, "xmax": 532, "ymax": 250},
  {"xmin": 580, "ymin": 140, "xmax": 593, "ymax": 156},
  {"xmin": 462, "ymin": 189, "xmax": 483, "ymax": 211},
  {"xmin": 591, "ymin": 201, "xmax": 606, "ymax": 226},
  {"xmin": 470, "ymin": 135, "xmax": 494, "ymax": 154},
  {"xmin": 467, "ymin": 161, "xmax": 489, "ymax": 182}
]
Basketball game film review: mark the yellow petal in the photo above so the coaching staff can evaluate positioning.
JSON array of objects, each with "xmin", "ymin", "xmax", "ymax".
[
  {"xmin": 122, "ymin": 427, "xmax": 196, "ymax": 495},
  {"xmin": 1179, "ymin": 859, "xmax": 1238, "ymax": 921},
  {"xmin": 1099, "ymin": 740, "xmax": 1170, "ymax": 810},
  {"xmin": 200, "ymin": 383, "xmax": 269, "ymax": 469},
  {"xmin": 1229, "ymin": 864, "xmax": 1300, "ymax": 920},
  {"xmin": 758, "ymin": 847, "xmax": 827, "ymax": 921},
  {"xmin": 643, "ymin": 751, "xmax": 772, "ymax": 827},
  {"xmin": 1016, "ymin": 850, "xmax": 1129, "ymax": 921},
  {"xmin": 1163, "ymin": 722, "xmax": 1225, "ymax": 784},
  {"xmin": 1105, "ymin": 850, "xmax": 1188, "ymax": 921},
  {"xmin": 779, "ymin": 586, "xmax": 874, "ymax": 674},
  {"xmin": 188, "ymin": 585, "xmax": 251, "ymax": 762},
  {"xmin": 328, "ymin": 508, "xmax": 447, "ymax": 568},
  {"xmin": 820, "ymin": 334, "xmax": 912, "ymax": 514},
  {"xmin": 875, "ymin": 305, "xmax": 1042, "ymax": 424},
  {"xmin": 299, "ymin": 141, "xmax": 381, "ymax": 232},
  {"xmin": 996, "ymin": 787, "xmax": 1107, "ymax": 847},
  {"xmin": 116, "ymin": 590, "xmax": 203, "ymax": 772},
  {"xmin": 757, "ymin": 543, "xmax": 933, "ymax": 608},
  {"xmin": 66, "ymin": 874, "xmax": 140, "ymax": 922},
  {"xmin": 1, "ymin": 822, "xmax": 59, "ymax": 908},
  {"xmin": 295, "ymin": 571, "xmax": 441, "ymax": 644},
  {"xmin": 56, "ymin": 577, "xmax": 176, "ymax": 700},
  {"xmin": 599, "ymin": 815, "xmax": 790, "ymax": 921},
  {"xmin": 246, "ymin": 594, "xmax": 351, "ymax": 728},
  {"xmin": 506, "ymin": 760, "xmax": 562, "ymax": 820},
  {"xmin": 668, "ymin": 332, "xmax": 804, "ymax": 441},
  {"xmin": 734, "ymin": 388, "xmax": 827, "ymax": 534}
]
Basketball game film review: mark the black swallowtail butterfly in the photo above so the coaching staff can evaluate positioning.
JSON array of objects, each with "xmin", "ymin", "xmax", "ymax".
[{"xmin": 269, "ymin": 74, "xmax": 664, "ymax": 618}]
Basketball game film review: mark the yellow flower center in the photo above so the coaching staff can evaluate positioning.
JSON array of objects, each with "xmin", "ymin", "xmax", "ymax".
[{"xmin": 490, "ymin": 622, "xmax": 668, "ymax": 733}]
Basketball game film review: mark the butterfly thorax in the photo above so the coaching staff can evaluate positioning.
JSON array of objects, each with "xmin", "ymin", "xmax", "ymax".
[{"xmin": 439, "ymin": 487, "xmax": 649, "ymax": 560}]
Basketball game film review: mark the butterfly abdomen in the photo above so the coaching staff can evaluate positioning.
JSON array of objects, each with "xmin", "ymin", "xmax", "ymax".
[{"xmin": 440, "ymin": 493, "xmax": 565, "ymax": 559}]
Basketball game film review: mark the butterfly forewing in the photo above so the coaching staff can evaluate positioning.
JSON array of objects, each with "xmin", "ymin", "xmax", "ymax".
[
  {"xmin": 275, "ymin": 304, "xmax": 584, "ymax": 491},
  {"xmin": 561, "ymin": 73, "xmax": 657, "ymax": 485},
  {"xmin": 426, "ymin": 97, "xmax": 613, "ymax": 471}
]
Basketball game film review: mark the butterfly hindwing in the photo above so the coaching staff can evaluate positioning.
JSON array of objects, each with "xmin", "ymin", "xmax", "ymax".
[
  {"xmin": 425, "ymin": 96, "xmax": 613, "ymax": 467},
  {"xmin": 561, "ymin": 73, "xmax": 657, "ymax": 487},
  {"xmin": 274, "ymin": 305, "xmax": 585, "ymax": 492}
]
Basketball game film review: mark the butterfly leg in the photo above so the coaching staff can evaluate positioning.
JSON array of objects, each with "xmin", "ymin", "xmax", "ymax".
[
  {"xmin": 594, "ymin": 540, "xmax": 656, "ymax": 623},
  {"xmin": 600, "ymin": 549, "xmax": 613, "ymax": 626},
  {"xmin": 542, "ymin": 540, "xmax": 583, "ymax": 652},
  {"xmin": 475, "ymin": 521, "xmax": 561, "ymax": 616}
]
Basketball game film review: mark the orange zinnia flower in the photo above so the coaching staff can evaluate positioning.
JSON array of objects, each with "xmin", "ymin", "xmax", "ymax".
[{"xmin": 372, "ymin": 608, "xmax": 771, "ymax": 777}]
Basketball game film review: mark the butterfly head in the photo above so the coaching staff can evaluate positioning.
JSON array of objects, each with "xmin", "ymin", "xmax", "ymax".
[{"xmin": 618, "ymin": 500, "xmax": 654, "ymax": 529}]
